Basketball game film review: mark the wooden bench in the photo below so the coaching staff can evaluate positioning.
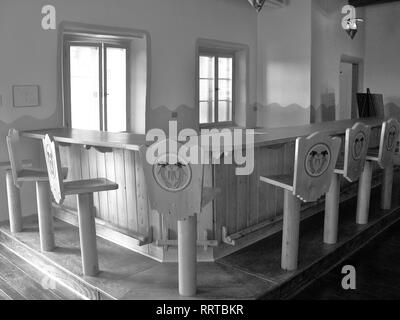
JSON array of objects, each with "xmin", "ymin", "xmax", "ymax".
[
  {"xmin": 260, "ymin": 132, "xmax": 341, "ymax": 271},
  {"xmin": 42, "ymin": 134, "xmax": 118, "ymax": 276},
  {"xmin": 356, "ymin": 118, "xmax": 400, "ymax": 224},
  {"xmin": 6, "ymin": 129, "xmax": 68, "ymax": 251},
  {"xmin": 324, "ymin": 122, "xmax": 371, "ymax": 244}
]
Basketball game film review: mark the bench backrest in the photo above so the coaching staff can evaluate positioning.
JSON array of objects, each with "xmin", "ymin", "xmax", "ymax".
[
  {"xmin": 377, "ymin": 118, "xmax": 400, "ymax": 168},
  {"xmin": 293, "ymin": 132, "xmax": 341, "ymax": 202},
  {"xmin": 343, "ymin": 122, "xmax": 371, "ymax": 182},
  {"xmin": 140, "ymin": 139, "xmax": 204, "ymax": 220},
  {"xmin": 42, "ymin": 134, "xmax": 65, "ymax": 204},
  {"xmin": 6, "ymin": 129, "xmax": 23, "ymax": 187}
]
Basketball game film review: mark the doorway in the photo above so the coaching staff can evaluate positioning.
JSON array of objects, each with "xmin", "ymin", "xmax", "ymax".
[{"xmin": 339, "ymin": 56, "xmax": 363, "ymax": 120}]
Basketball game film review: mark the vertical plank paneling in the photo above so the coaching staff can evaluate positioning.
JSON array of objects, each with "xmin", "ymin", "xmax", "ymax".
[
  {"xmin": 248, "ymin": 147, "xmax": 260, "ymax": 228},
  {"xmin": 199, "ymin": 164, "xmax": 214, "ymax": 239},
  {"xmin": 275, "ymin": 145, "xmax": 285, "ymax": 219},
  {"xmin": 88, "ymin": 148, "xmax": 100, "ymax": 218},
  {"xmin": 105, "ymin": 152, "xmax": 118, "ymax": 226},
  {"xmin": 258, "ymin": 147, "xmax": 272, "ymax": 222},
  {"xmin": 124, "ymin": 150, "xmax": 138, "ymax": 232},
  {"xmin": 66, "ymin": 145, "xmax": 82, "ymax": 210},
  {"xmin": 266, "ymin": 147, "xmax": 278, "ymax": 221},
  {"xmin": 236, "ymin": 174, "xmax": 248, "ymax": 231},
  {"xmin": 134, "ymin": 152, "xmax": 149, "ymax": 235},
  {"xmin": 96, "ymin": 151, "xmax": 108, "ymax": 221},
  {"xmin": 114, "ymin": 149, "xmax": 128, "ymax": 229},
  {"xmin": 226, "ymin": 164, "xmax": 237, "ymax": 234},
  {"xmin": 214, "ymin": 164, "xmax": 226, "ymax": 242}
]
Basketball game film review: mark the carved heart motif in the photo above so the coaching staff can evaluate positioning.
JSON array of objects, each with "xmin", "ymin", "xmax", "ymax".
[
  {"xmin": 305, "ymin": 144, "xmax": 331, "ymax": 177},
  {"xmin": 352, "ymin": 132, "xmax": 366, "ymax": 160}
]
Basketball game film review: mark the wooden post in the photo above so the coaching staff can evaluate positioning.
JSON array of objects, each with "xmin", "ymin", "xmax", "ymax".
[
  {"xmin": 381, "ymin": 164, "xmax": 394, "ymax": 210},
  {"xmin": 356, "ymin": 161, "xmax": 373, "ymax": 225},
  {"xmin": 281, "ymin": 190, "xmax": 301, "ymax": 271},
  {"xmin": 178, "ymin": 215, "xmax": 197, "ymax": 296},
  {"xmin": 77, "ymin": 193, "xmax": 99, "ymax": 276},
  {"xmin": 6, "ymin": 170, "xmax": 22, "ymax": 233},
  {"xmin": 324, "ymin": 173, "xmax": 340, "ymax": 244},
  {"xmin": 36, "ymin": 181, "xmax": 55, "ymax": 252}
]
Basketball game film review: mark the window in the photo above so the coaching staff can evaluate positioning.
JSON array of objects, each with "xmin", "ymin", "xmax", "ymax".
[
  {"xmin": 199, "ymin": 52, "xmax": 234, "ymax": 125},
  {"xmin": 64, "ymin": 35, "xmax": 128, "ymax": 132}
]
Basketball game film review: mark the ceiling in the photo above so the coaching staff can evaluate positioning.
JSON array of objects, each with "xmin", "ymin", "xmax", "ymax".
[{"xmin": 349, "ymin": 0, "xmax": 400, "ymax": 7}]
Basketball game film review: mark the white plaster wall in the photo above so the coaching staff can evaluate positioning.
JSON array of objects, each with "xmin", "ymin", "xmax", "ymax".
[
  {"xmin": 311, "ymin": 0, "xmax": 366, "ymax": 123},
  {"xmin": 364, "ymin": 2, "xmax": 400, "ymax": 119},
  {"xmin": 256, "ymin": 0, "xmax": 313, "ymax": 128}
]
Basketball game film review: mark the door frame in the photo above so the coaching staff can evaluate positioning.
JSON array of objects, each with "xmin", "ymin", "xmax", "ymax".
[{"xmin": 339, "ymin": 55, "xmax": 364, "ymax": 119}]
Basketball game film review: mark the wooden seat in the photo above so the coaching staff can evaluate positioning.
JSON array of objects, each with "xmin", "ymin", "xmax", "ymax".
[
  {"xmin": 356, "ymin": 119, "xmax": 400, "ymax": 224},
  {"xmin": 260, "ymin": 132, "xmax": 341, "ymax": 271},
  {"xmin": 6, "ymin": 129, "xmax": 68, "ymax": 252},
  {"xmin": 42, "ymin": 134, "xmax": 118, "ymax": 276},
  {"xmin": 64, "ymin": 178, "xmax": 117, "ymax": 195},
  {"xmin": 259, "ymin": 175, "xmax": 294, "ymax": 191},
  {"xmin": 324, "ymin": 123, "xmax": 371, "ymax": 244}
]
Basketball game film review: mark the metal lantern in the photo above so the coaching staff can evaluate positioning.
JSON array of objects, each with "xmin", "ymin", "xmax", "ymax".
[{"xmin": 248, "ymin": 0, "xmax": 267, "ymax": 12}]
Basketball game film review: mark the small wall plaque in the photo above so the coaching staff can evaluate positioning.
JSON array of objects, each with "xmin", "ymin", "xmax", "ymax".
[{"xmin": 13, "ymin": 85, "xmax": 40, "ymax": 107}]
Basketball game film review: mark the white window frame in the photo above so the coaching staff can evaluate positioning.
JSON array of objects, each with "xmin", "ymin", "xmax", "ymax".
[
  {"xmin": 63, "ymin": 34, "xmax": 130, "ymax": 131},
  {"xmin": 198, "ymin": 48, "xmax": 236, "ymax": 128}
]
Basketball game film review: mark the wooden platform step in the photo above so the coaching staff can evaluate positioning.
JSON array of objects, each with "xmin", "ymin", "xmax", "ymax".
[{"xmin": 0, "ymin": 172, "xmax": 399, "ymax": 300}]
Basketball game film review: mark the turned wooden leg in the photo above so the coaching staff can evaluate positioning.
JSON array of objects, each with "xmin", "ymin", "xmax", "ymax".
[
  {"xmin": 281, "ymin": 190, "xmax": 301, "ymax": 271},
  {"xmin": 356, "ymin": 161, "xmax": 373, "ymax": 225},
  {"xmin": 36, "ymin": 181, "xmax": 55, "ymax": 252},
  {"xmin": 381, "ymin": 164, "xmax": 394, "ymax": 210},
  {"xmin": 77, "ymin": 193, "xmax": 99, "ymax": 276},
  {"xmin": 6, "ymin": 170, "xmax": 22, "ymax": 233},
  {"xmin": 324, "ymin": 173, "xmax": 340, "ymax": 244},
  {"xmin": 178, "ymin": 215, "xmax": 197, "ymax": 297}
]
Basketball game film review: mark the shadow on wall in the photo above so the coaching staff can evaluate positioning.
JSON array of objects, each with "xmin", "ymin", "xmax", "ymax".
[
  {"xmin": 147, "ymin": 104, "xmax": 198, "ymax": 134},
  {"xmin": 310, "ymin": 92, "xmax": 336, "ymax": 123},
  {"xmin": 256, "ymin": 103, "xmax": 310, "ymax": 128}
]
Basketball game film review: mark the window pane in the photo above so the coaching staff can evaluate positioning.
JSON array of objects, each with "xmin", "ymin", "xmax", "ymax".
[
  {"xmin": 200, "ymin": 56, "xmax": 215, "ymax": 79},
  {"xmin": 218, "ymin": 57, "xmax": 233, "ymax": 79},
  {"xmin": 106, "ymin": 47, "xmax": 127, "ymax": 132},
  {"xmin": 200, "ymin": 101, "xmax": 215, "ymax": 124},
  {"xmin": 200, "ymin": 79, "xmax": 215, "ymax": 102},
  {"xmin": 70, "ymin": 46, "xmax": 100, "ymax": 130},
  {"xmin": 218, "ymin": 101, "xmax": 232, "ymax": 122},
  {"xmin": 218, "ymin": 79, "xmax": 232, "ymax": 101}
]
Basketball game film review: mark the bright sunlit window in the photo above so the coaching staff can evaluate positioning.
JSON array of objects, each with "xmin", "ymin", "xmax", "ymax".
[
  {"xmin": 199, "ymin": 52, "xmax": 234, "ymax": 125},
  {"xmin": 64, "ymin": 35, "xmax": 128, "ymax": 132}
]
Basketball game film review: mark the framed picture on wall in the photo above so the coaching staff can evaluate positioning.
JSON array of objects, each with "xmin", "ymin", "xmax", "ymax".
[{"xmin": 12, "ymin": 85, "xmax": 40, "ymax": 108}]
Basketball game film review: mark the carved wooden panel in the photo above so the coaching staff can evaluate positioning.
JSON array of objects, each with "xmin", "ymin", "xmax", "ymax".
[
  {"xmin": 42, "ymin": 135, "xmax": 64, "ymax": 204},
  {"xmin": 293, "ymin": 132, "xmax": 341, "ymax": 202},
  {"xmin": 140, "ymin": 140, "xmax": 204, "ymax": 222},
  {"xmin": 343, "ymin": 122, "xmax": 371, "ymax": 182},
  {"xmin": 378, "ymin": 118, "xmax": 400, "ymax": 168}
]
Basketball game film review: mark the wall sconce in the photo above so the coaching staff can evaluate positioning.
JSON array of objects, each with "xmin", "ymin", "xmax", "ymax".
[{"xmin": 344, "ymin": 18, "xmax": 364, "ymax": 39}]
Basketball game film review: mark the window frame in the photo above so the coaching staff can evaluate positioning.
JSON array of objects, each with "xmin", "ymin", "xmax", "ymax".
[
  {"xmin": 198, "ymin": 48, "xmax": 236, "ymax": 128},
  {"xmin": 63, "ymin": 34, "xmax": 130, "ymax": 132}
]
